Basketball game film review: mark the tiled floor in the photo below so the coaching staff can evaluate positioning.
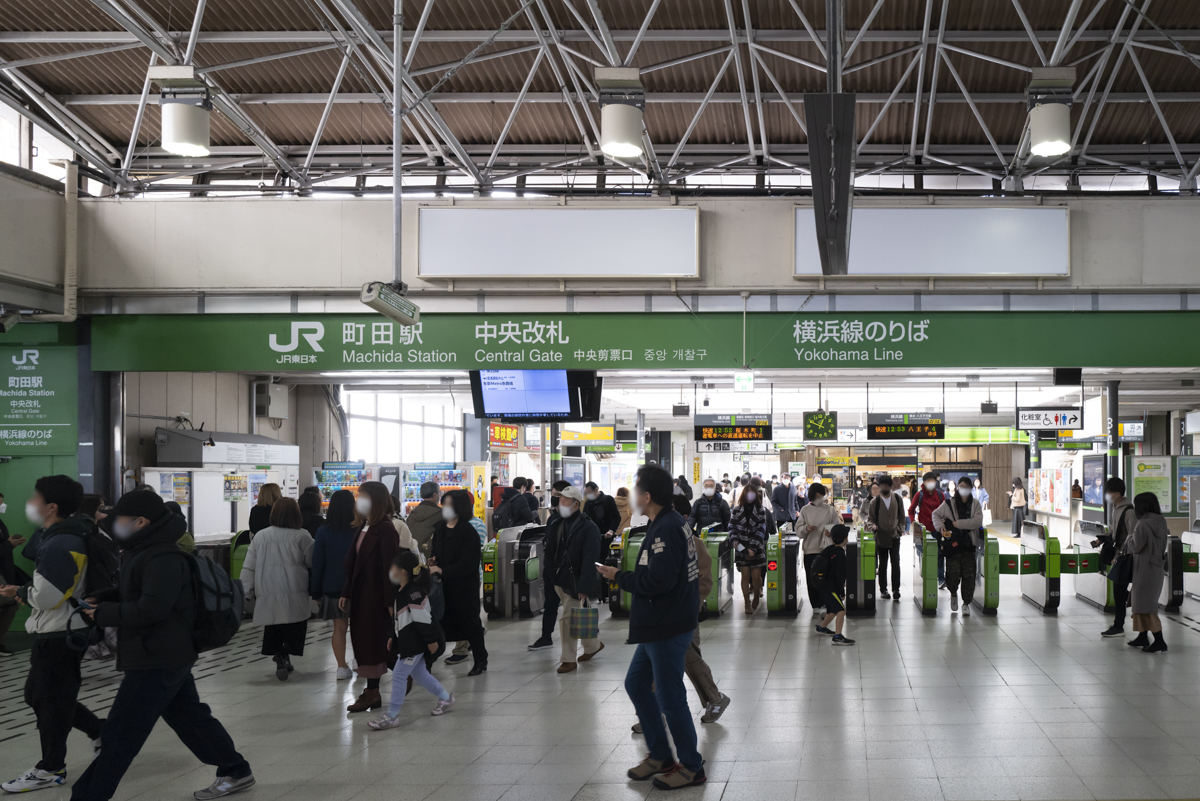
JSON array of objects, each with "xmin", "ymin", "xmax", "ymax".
[{"xmin": 3, "ymin": 540, "xmax": 1199, "ymax": 801}]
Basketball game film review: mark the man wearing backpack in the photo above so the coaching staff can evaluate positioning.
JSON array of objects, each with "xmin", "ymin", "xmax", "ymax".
[
  {"xmin": 70, "ymin": 491, "xmax": 254, "ymax": 801},
  {"xmin": 908, "ymin": 472, "xmax": 947, "ymax": 588},
  {"xmin": 492, "ymin": 483, "xmax": 535, "ymax": 531},
  {"xmin": 0, "ymin": 475, "xmax": 106, "ymax": 794}
]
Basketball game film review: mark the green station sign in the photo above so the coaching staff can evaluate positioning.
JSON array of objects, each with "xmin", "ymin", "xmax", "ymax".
[{"xmin": 90, "ymin": 311, "xmax": 1200, "ymax": 373}]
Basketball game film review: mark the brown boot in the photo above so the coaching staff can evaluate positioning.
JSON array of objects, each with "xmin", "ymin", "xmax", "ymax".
[{"xmin": 347, "ymin": 688, "xmax": 381, "ymax": 713}]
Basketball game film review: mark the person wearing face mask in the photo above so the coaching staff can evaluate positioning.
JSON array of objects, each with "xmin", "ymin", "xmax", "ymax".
[
  {"xmin": 583, "ymin": 481, "xmax": 622, "ymax": 545},
  {"xmin": 367, "ymin": 551, "xmax": 454, "ymax": 729},
  {"xmin": 1097, "ymin": 477, "xmax": 1138, "ymax": 638},
  {"xmin": 0, "ymin": 475, "xmax": 106, "ymax": 795},
  {"xmin": 1124, "ymin": 492, "xmax": 1170, "ymax": 653},
  {"xmin": 770, "ymin": 474, "xmax": 798, "ymax": 528},
  {"xmin": 66, "ymin": 491, "xmax": 255, "ymax": 801},
  {"xmin": 868, "ymin": 476, "xmax": 905, "ymax": 601},
  {"xmin": 1007, "ymin": 477, "xmax": 1026, "ymax": 537},
  {"xmin": 932, "ymin": 478, "xmax": 984, "ymax": 615},
  {"xmin": 341, "ymin": 481, "xmax": 403, "ymax": 713},
  {"xmin": 429, "ymin": 489, "xmax": 488, "ymax": 676},
  {"xmin": 972, "ymin": 479, "xmax": 990, "ymax": 508},
  {"xmin": 239, "ymin": 497, "xmax": 314, "ymax": 681},
  {"xmin": 595, "ymin": 465, "xmax": 706, "ymax": 790},
  {"xmin": 730, "ymin": 478, "xmax": 769, "ymax": 613},
  {"xmin": 908, "ymin": 472, "xmax": 948, "ymax": 589},
  {"xmin": 798, "ymin": 483, "xmax": 842, "ymax": 614},
  {"xmin": 529, "ymin": 480, "xmax": 573, "ymax": 652},
  {"xmin": 551, "ymin": 486, "xmax": 604, "ymax": 673},
  {"xmin": 687, "ymin": 479, "xmax": 731, "ymax": 533}
]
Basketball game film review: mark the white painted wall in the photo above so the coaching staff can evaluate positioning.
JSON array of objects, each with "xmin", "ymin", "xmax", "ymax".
[
  {"xmin": 66, "ymin": 194, "xmax": 1200, "ymax": 297},
  {"xmin": 0, "ymin": 169, "xmax": 64, "ymax": 307}
]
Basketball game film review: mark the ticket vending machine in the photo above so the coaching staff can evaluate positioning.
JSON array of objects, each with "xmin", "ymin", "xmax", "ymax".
[{"xmin": 844, "ymin": 529, "xmax": 876, "ymax": 617}]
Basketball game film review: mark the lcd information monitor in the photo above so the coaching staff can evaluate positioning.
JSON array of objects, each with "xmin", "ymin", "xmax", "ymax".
[{"xmin": 469, "ymin": 369, "xmax": 602, "ymax": 422}]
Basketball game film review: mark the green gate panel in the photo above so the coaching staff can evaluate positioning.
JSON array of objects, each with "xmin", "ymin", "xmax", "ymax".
[
  {"xmin": 765, "ymin": 535, "xmax": 783, "ymax": 612},
  {"xmin": 979, "ymin": 536, "xmax": 999, "ymax": 611},
  {"xmin": 912, "ymin": 524, "xmax": 938, "ymax": 615}
]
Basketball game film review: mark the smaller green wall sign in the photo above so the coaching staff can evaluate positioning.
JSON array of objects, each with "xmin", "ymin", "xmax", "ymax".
[{"xmin": 0, "ymin": 345, "xmax": 77, "ymax": 455}]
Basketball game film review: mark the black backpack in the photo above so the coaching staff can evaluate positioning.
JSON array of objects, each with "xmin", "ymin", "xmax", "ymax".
[
  {"xmin": 810, "ymin": 547, "xmax": 834, "ymax": 590},
  {"xmin": 186, "ymin": 553, "xmax": 243, "ymax": 652},
  {"xmin": 492, "ymin": 499, "xmax": 515, "ymax": 531},
  {"xmin": 81, "ymin": 525, "xmax": 120, "ymax": 599}
]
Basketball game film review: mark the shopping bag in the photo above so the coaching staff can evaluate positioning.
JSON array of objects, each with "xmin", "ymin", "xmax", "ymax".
[
  {"xmin": 569, "ymin": 600, "xmax": 599, "ymax": 640},
  {"xmin": 982, "ymin": 508, "xmax": 993, "ymax": 528}
]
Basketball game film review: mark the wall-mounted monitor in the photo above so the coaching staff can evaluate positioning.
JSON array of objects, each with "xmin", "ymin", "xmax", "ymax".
[{"xmin": 469, "ymin": 369, "xmax": 603, "ymax": 422}]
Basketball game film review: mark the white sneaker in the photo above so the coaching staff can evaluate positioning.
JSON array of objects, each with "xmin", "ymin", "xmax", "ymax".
[
  {"xmin": 431, "ymin": 694, "xmax": 456, "ymax": 716},
  {"xmin": 367, "ymin": 713, "xmax": 402, "ymax": 730},
  {"xmin": 962, "ymin": 603, "xmax": 971, "ymax": 617},
  {"xmin": 336, "ymin": 667, "xmax": 353, "ymax": 680},
  {"xmin": 193, "ymin": 773, "xmax": 256, "ymax": 800},
  {"xmin": 951, "ymin": 596, "xmax": 959, "ymax": 612},
  {"xmin": 3, "ymin": 768, "xmax": 67, "ymax": 793}
]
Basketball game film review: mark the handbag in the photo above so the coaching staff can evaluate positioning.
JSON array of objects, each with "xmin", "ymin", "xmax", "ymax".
[
  {"xmin": 1107, "ymin": 553, "xmax": 1133, "ymax": 587},
  {"xmin": 568, "ymin": 599, "xmax": 599, "ymax": 640}
]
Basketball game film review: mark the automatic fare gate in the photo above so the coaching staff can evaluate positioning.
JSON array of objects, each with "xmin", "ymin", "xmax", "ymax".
[
  {"xmin": 607, "ymin": 525, "xmax": 648, "ymax": 619},
  {"xmin": 765, "ymin": 531, "xmax": 802, "ymax": 617},
  {"xmin": 482, "ymin": 524, "xmax": 547, "ymax": 619},
  {"xmin": 913, "ymin": 523, "xmax": 938, "ymax": 615},
  {"xmin": 700, "ymin": 525, "xmax": 734, "ymax": 617},
  {"xmin": 845, "ymin": 529, "xmax": 876, "ymax": 616}
]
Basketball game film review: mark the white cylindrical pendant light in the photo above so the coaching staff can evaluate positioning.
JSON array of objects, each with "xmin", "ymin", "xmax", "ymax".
[
  {"xmin": 1028, "ymin": 102, "xmax": 1070, "ymax": 157},
  {"xmin": 161, "ymin": 99, "xmax": 211, "ymax": 157},
  {"xmin": 600, "ymin": 103, "xmax": 644, "ymax": 159}
]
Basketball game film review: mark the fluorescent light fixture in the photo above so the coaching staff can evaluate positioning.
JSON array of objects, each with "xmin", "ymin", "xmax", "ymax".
[
  {"xmin": 908, "ymin": 368, "xmax": 1052, "ymax": 375},
  {"xmin": 1028, "ymin": 102, "xmax": 1070, "ymax": 157}
]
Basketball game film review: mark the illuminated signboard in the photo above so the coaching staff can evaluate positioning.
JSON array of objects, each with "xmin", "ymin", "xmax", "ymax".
[
  {"xmin": 694, "ymin": 413, "xmax": 772, "ymax": 442},
  {"xmin": 866, "ymin": 412, "xmax": 945, "ymax": 441},
  {"xmin": 488, "ymin": 422, "xmax": 519, "ymax": 449}
]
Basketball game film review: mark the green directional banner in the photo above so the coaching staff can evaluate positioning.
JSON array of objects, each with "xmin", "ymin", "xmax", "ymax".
[{"xmin": 89, "ymin": 311, "xmax": 1200, "ymax": 373}]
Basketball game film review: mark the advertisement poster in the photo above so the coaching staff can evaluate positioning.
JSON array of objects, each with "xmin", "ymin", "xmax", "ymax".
[
  {"xmin": 1178, "ymin": 457, "xmax": 1200, "ymax": 512},
  {"xmin": 159, "ymin": 473, "xmax": 174, "ymax": 496},
  {"xmin": 1028, "ymin": 468, "xmax": 1070, "ymax": 516},
  {"xmin": 172, "ymin": 473, "xmax": 190, "ymax": 505},
  {"xmin": 489, "ymin": 422, "xmax": 519, "ymax": 450},
  {"xmin": 1081, "ymin": 456, "xmax": 1105, "ymax": 506},
  {"xmin": 378, "ymin": 466, "xmax": 401, "ymax": 500},
  {"xmin": 470, "ymin": 464, "xmax": 488, "ymax": 519},
  {"xmin": 248, "ymin": 473, "xmax": 267, "ymax": 504},
  {"xmin": 1132, "ymin": 457, "xmax": 1172, "ymax": 513},
  {"xmin": 223, "ymin": 474, "xmax": 248, "ymax": 502}
]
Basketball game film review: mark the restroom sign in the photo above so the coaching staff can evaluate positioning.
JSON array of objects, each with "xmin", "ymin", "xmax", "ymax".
[{"xmin": 1017, "ymin": 408, "xmax": 1082, "ymax": 431}]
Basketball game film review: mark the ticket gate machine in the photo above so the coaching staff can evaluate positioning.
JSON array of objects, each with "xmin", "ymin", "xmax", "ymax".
[
  {"xmin": 1020, "ymin": 521, "xmax": 1060, "ymax": 613},
  {"xmin": 1159, "ymin": 536, "xmax": 1199, "ymax": 612},
  {"xmin": 699, "ymin": 525, "xmax": 734, "ymax": 617},
  {"xmin": 1183, "ymin": 530, "xmax": 1200, "ymax": 602},
  {"xmin": 765, "ymin": 533, "xmax": 802, "ymax": 617},
  {"xmin": 481, "ymin": 524, "xmax": 545, "ymax": 620},
  {"xmin": 844, "ymin": 529, "xmax": 876, "ymax": 617},
  {"xmin": 607, "ymin": 525, "xmax": 647, "ymax": 619},
  {"xmin": 972, "ymin": 532, "xmax": 999, "ymax": 616},
  {"xmin": 1075, "ymin": 520, "xmax": 1113, "ymax": 612},
  {"xmin": 912, "ymin": 523, "xmax": 938, "ymax": 615}
]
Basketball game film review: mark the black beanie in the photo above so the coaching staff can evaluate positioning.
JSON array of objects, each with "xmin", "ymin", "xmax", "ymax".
[{"xmin": 114, "ymin": 490, "xmax": 166, "ymax": 520}]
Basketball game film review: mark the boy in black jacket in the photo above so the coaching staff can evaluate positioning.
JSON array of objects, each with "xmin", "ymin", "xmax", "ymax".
[{"xmin": 814, "ymin": 525, "xmax": 855, "ymax": 646}]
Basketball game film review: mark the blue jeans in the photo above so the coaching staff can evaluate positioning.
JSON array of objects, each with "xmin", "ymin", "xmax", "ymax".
[{"xmin": 624, "ymin": 630, "xmax": 702, "ymax": 772}]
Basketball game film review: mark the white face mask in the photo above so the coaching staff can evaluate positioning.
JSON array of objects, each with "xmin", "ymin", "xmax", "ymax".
[
  {"xmin": 440, "ymin": 505, "xmax": 456, "ymax": 522},
  {"xmin": 25, "ymin": 502, "xmax": 43, "ymax": 526},
  {"xmin": 744, "ymin": 491, "xmax": 757, "ymax": 503},
  {"xmin": 1105, "ymin": 492, "xmax": 1118, "ymax": 505},
  {"xmin": 585, "ymin": 493, "xmax": 597, "ymax": 502},
  {"xmin": 355, "ymin": 497, "xmax": 371, "ymax": 517},
  {"xmin": 925, "ymin": 481, "xmax": 937, "ymax": 491},
  {"xmin": 559, "ymin": 503, "xmax": 576, "ymax": 519},
  {"xmin": 389, "ymin": 571, "xmax": 404, "ymax": 586},
  {"xmin": 0, "ymin": 503, "xmax": 6, "ymax": 514},
  {"xmin": 113, "ymin": 518, "xmax": 140, "ymax": 541},
  {"xmin": 958, "ymin": 487, "xmax": 972, "ymax": 498},
  {"xmin": 703, "ymin": 486, "xmax": 715, "ymax": 497}
]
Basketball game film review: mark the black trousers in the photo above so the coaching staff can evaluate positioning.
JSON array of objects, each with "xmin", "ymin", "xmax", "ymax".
[
  {"xmin": 25, "ymin": 637, "xmax": 104, "ymax": 773},
  {"xmin": 803, "ymin": 554, "xmax": 822, "ymax": 608},
  {"xmin": 877, "ymin": 544, "xmax": 901, "ymax": 593},
  {"xmin": 540, "ymin": 581, "xmax": 560, "ymax": 641},
  {"xmin": 69, "ymin": 667, "xmax": 250, "ymax": 801},
  {"xmin": 1113, "ymin": 581, "xmax": 1129, "ymax": 629},
  {"xmin": 0, "ymin": 600, "xmax": 18, "ymax": 646}
]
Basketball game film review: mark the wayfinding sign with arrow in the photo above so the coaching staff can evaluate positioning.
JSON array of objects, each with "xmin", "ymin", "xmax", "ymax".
[{"xmin": 1017, "ymin": 407, "xmax": 1083, "ymax": 431}]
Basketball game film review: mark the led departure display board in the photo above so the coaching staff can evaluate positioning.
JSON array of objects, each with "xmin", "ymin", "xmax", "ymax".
[
  {"xmin": 867, "ymin": 412, "xmax": 945, "ymax": 440},
  {"xmin": 694, "ymin": 413, "xmax": 772, "ymax": 442}
]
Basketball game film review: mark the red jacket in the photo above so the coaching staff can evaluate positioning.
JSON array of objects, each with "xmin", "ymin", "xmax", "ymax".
[{"xmin": 908, "ymin": 489, "xmax": 945, "ymax": 532}]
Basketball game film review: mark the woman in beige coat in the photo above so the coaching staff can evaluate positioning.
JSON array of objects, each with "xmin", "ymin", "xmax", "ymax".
[
  {"xmin": 241, "ymin": 497, "xmax": 314, "ymax": 681},
  {"xmin": 1126, "ymin": 492, "xmax": 1169, "ymax": 653},
  {"xmin": 614, "ymin": 487, "xmax": 633, "ymax": 535}
]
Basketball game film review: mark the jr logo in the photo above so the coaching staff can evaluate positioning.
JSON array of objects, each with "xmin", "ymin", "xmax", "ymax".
[
  {"xmin": 11, "ymin": 349, "xmax": 39, "ymax": 366},
  {"xmin": 269, "ymin": 323, "xmax": 325, "ymax": 353}
]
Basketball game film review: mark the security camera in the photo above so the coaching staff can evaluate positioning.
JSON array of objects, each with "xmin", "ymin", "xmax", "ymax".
[{"xmin": 0, "ymin": 312, "xmax": 20, "ymax": 333}]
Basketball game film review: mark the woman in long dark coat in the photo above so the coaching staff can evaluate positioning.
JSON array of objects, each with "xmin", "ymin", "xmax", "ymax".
[
  {"xmin": 430, "ymin": 489, "xmax": 489, "ymax": 675},
  {"xmin": 341, "ymin": 481, "xmax": 400, "ymax": 712}
]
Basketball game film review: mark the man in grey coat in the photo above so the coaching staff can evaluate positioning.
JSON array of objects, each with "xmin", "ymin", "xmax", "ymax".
[
  {"xmin": 406, "ymin": 481, "xmax": 442, "ymax": 558},
  {"xmin": 770, "ymin": 475, "xmax": 798, "ymax": 527},
  {"xmin": 1098, "ymin": 477, "xmax": 1138, "ymax": 638},
  {"xmin": 867, "ymin": 476, "xmax": 906, "ymax": 601},
  {"xmin": 931, "ymin": 477, "xmax": 983, "ymax": 615}
]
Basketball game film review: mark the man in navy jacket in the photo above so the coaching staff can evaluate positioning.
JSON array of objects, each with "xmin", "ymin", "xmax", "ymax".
[{"xmin": 597, "ymin": 465, "xmax": 705, "ymax": 790}]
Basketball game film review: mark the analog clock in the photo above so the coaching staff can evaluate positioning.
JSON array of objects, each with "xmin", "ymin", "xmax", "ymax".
[{"xmin": 804, "ymin": 411, "xmax": 838, "ymax": 441}]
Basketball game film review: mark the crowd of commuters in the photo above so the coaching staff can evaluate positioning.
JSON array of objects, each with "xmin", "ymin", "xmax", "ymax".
[{"xmin": 0, "ymin": 461, "xmax": 1182, "ymax": 798}]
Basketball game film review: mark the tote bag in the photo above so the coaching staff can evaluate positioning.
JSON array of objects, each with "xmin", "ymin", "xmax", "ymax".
[{"xmin": 568, "ymin": 599, "xmax": 599, "ymax": 640}]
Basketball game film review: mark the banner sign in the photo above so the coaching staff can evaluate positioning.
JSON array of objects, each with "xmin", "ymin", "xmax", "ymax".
[
  {"xmin": 90, "ymin": 312, "xmax": 1200, "ymax": 373},
  {"xmin": 488, "ymin": 422, "xmax": 519, "ymax": 450},
  {"xmin": 694, "ymin": 414, "xmax": 772, "ymax": 442},
  {"xmin": 559, "ymin": 425, "xmax": 615, "ymax": 445},
  {"xmin": 1017, "ymin": 407, "xmax": 1082, "ymax": 431},
  {"xmin": 0, "ymin": 345, "xmax": 77, "ymax": 455}
]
